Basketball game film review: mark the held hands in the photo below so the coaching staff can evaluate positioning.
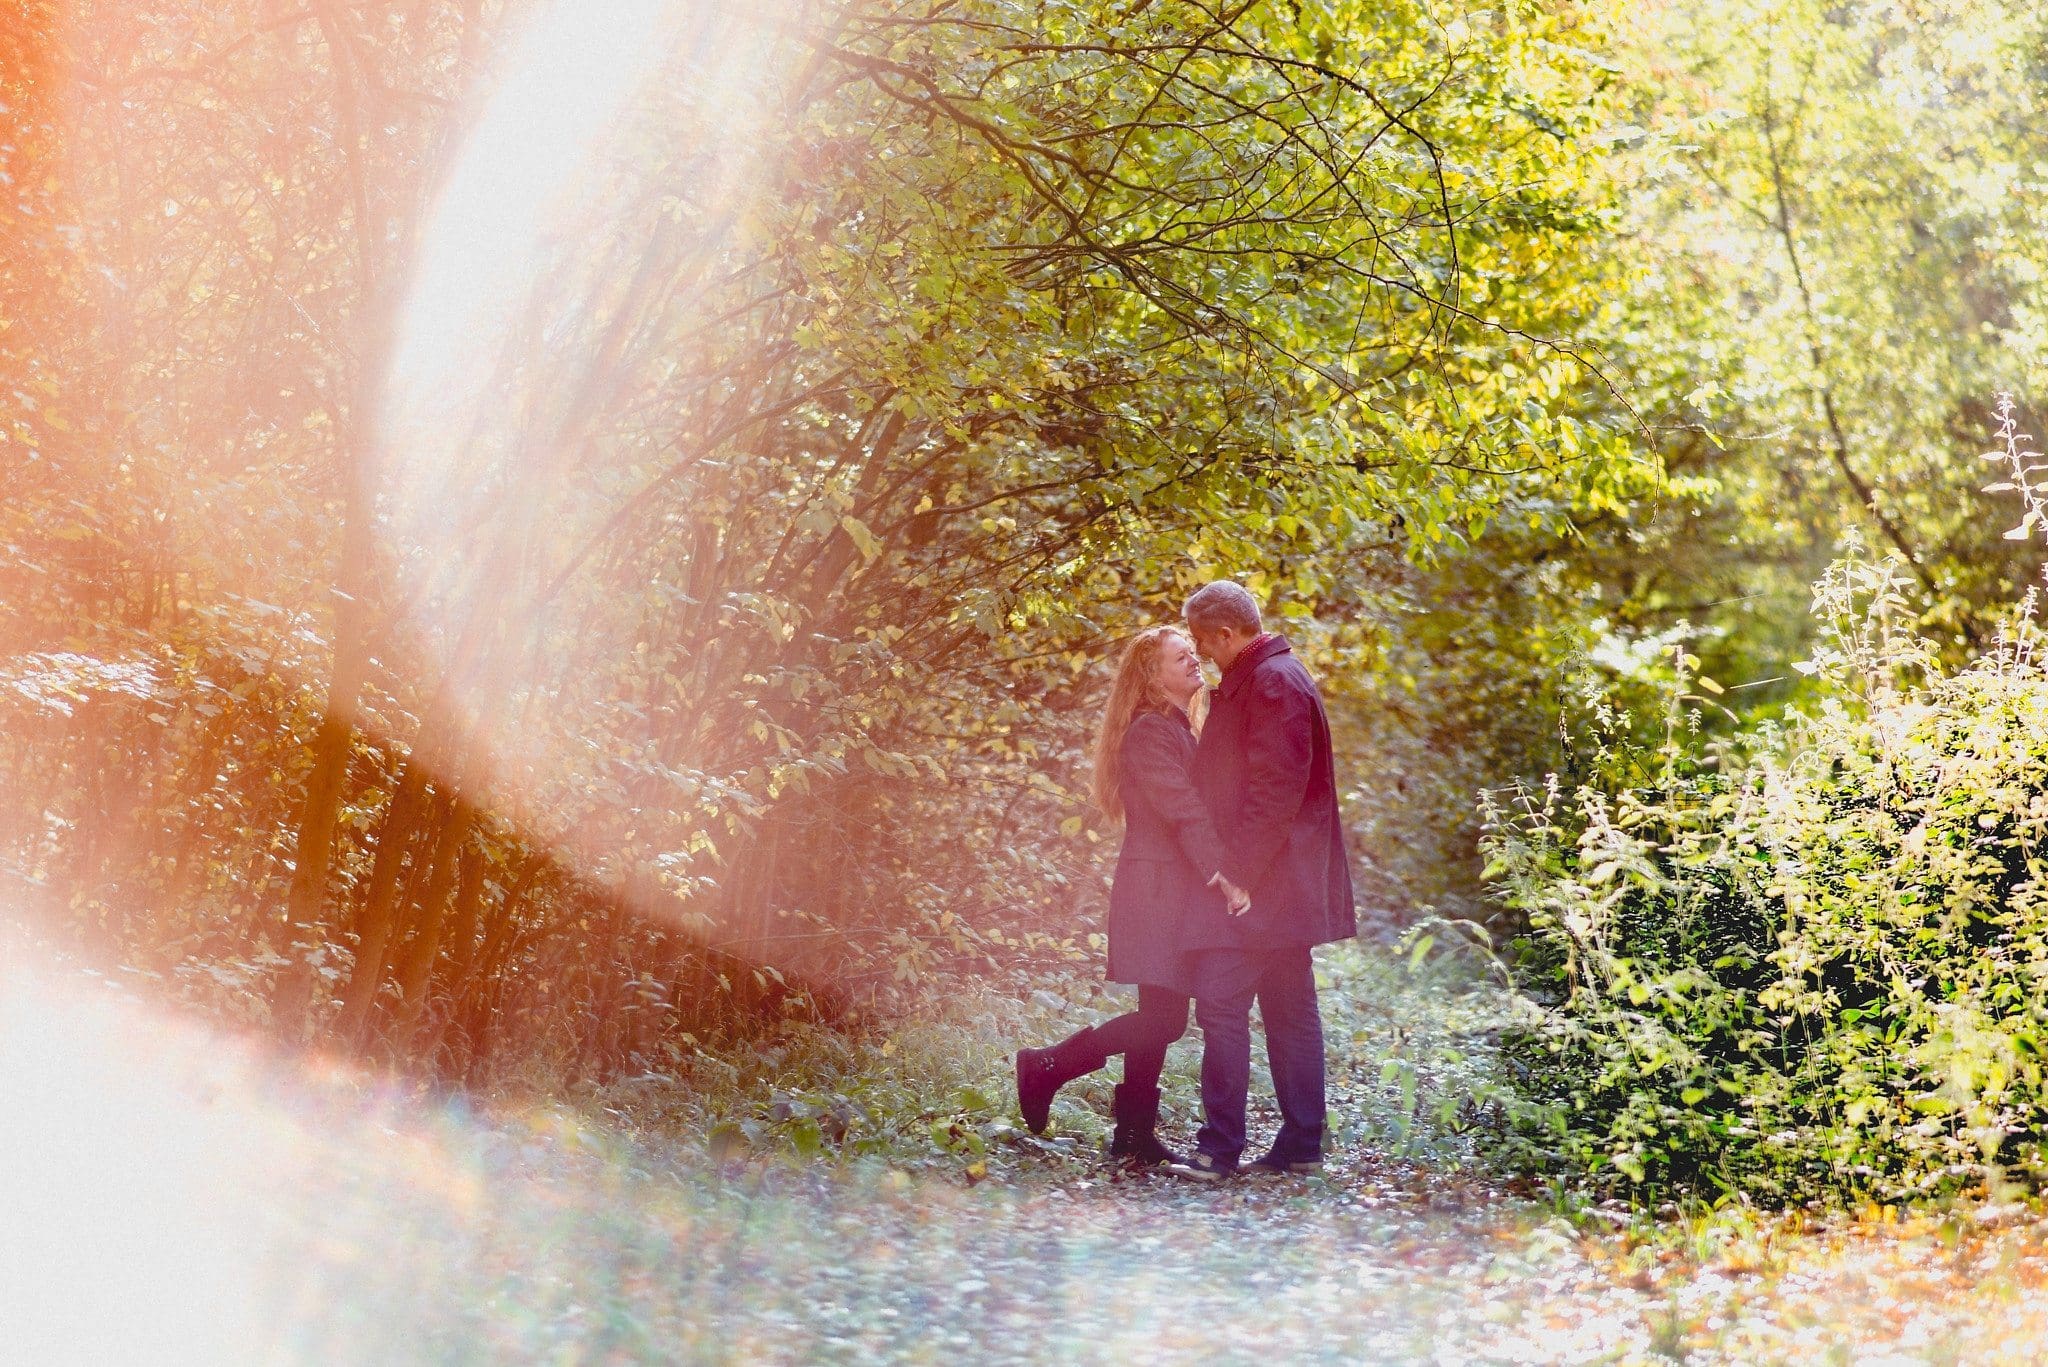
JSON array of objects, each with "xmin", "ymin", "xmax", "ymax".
[{"xmin": 1208, "ymin": 871, "xmax": 1252, "ymax": 917}]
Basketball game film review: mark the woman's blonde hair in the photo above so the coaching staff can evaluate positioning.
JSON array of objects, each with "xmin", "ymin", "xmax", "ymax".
[{"xmin": 1091, "ymin": 625, "xmax": 1196, "ymax": 819}]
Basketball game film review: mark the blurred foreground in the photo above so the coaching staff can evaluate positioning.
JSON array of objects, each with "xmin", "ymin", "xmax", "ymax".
[{"xmin": 15, "ymin": 937, "xmax": 2048, "ymax": 1363}]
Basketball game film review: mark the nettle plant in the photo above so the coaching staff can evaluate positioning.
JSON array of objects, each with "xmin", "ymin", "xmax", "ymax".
[{"xmin": 1486, "ymin": 397, "xmax": 2048, "ymax": 1206}]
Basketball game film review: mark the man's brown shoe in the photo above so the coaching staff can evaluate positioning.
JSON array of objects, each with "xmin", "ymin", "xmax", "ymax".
[
  {"xmin": 1242, "ymin": 1154, "xmax": 1323, "ymax": 1177},
  {"xmin": 1166, "ymin": 1152, "xmax": 1236, "ymax": 1181}
]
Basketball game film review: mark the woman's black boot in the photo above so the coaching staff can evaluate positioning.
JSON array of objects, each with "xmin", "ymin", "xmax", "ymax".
[
  {"xmin": 1015, "ymin": 1028, "xmax": 1104, "ymax": 1134},
  {"xmin": 1108, "ymin": 1082, "xmax": 1185, "ymax": 1168}
]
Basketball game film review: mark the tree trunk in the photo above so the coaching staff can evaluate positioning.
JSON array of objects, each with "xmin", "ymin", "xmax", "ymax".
[
  {"xmin": 420, "ymin": 833, "xmax": 493, "ymax": 1070},
  {"xmin": 273, "ymin": 12, "xmax": 393, "ymax": 1040},
  {"xmin": 386, "ymin": 798, "xmax": 479, "ymax": 1051},
  {"xmin": 329, "ymin": 759, "xmax": 435, "ymax": 1044},
  {"xmin": 447, "ymin": 851, "xmax": 540, "ymax": 1082}
]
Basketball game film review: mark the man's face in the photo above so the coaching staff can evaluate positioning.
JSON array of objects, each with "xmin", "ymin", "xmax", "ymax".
[{"xmin": 1186, "ymin": 621, "xmax": 1236, "ymax": 666}]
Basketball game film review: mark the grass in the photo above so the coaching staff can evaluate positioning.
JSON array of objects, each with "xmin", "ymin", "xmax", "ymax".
[{"xmin": 572, "ymin": 930, "xmax": 1521, "ymax": 1184}]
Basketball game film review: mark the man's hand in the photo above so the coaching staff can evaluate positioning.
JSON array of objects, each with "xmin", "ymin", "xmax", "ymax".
[{"xmin": 1209, "ymin": 872, "xmax": 1252, "ymax": 917}]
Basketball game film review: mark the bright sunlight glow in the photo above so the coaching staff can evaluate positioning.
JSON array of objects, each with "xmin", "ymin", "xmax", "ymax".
[{"xmin": 385, "ymin": 0, "xmax": 672, "ymax": 429}]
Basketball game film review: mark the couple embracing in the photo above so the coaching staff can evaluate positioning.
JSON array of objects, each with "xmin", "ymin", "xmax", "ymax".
[{"xmin": 1015, "ymin": 580, "xmax": 1356, "ymax": 1180}]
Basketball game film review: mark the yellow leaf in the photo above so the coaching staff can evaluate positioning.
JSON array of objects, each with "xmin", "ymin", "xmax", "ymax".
[{"xmin": 840, "ymin": 515, "xmax": 884, "ymax": 562}]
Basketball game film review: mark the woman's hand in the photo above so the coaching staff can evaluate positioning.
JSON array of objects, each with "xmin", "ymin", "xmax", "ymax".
[{"xmin": 1209, "ymin": 872, "xmax": 1252, "ymax": 917}]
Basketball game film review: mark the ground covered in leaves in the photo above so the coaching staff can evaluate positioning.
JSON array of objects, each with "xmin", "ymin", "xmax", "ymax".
[{"xmin": 15, "ymin": 944, "xmax": 2048, "ymax": 1364}]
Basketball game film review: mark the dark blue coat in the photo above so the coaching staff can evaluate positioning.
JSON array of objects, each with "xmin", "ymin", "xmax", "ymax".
[
  {"xmin": 1183, "ymin": 635, "xmax": 1357, "ymax": 952},
  {"xmin": 1106, "ymin": 708, "xmax": 1227, "ymax": 994}
]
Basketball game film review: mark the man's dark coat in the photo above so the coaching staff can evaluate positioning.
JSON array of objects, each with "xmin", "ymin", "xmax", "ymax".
[
  {"xmin": 1183, "ymin": 634, "xmax": 1357, "ymax": 952},
  {"xmin": 1106, "ymin": 708, "xmax": 1225, "ymax": 994}
]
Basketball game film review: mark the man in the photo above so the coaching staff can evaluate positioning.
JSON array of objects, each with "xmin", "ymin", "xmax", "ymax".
[{"xmin": 1172, "ymin": 580, "xmax": 1356, "ymax": 1179}]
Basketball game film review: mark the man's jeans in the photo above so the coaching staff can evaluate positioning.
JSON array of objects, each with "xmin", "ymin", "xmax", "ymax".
[{"xmin": 1190, "ymin": 946, "xmax": 1326, "ymax": 1165}]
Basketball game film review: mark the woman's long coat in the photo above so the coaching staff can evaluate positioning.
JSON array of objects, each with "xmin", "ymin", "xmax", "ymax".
[{"xmin": 1106, "ymin": 708, "xmax": 1229, "ymax": 994}]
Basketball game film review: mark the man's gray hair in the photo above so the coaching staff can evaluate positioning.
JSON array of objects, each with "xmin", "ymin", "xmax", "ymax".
[{"xmin": 1182, "ymin": 580, "xmax": 1262, "ymax": 635}]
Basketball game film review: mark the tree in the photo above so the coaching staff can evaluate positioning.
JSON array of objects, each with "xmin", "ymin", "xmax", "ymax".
[{"xmin": 5, "ymin": 0, "xmax": 1661, "ymax": 1072}]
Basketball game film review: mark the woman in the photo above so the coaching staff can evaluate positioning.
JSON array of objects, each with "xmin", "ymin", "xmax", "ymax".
[{"xmin": 1014, "ymin": 625, "xmax": 1241, "ymax": 1167}]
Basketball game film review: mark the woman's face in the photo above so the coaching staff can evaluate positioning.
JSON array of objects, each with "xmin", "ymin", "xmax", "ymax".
[{"xmin": 1152, "ymin": 634, "xmax": 1206, "ymax": 707}]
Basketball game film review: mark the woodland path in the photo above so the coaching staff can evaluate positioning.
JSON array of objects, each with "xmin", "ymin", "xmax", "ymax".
[{"xmin": 10, "ymin": 950, "xmax": 2048, "ymax": 1366}]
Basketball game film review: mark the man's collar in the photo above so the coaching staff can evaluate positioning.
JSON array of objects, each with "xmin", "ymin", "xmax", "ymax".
[{"xmin": 1217, "ymin": 633, "xmax": 1288, "ymax": 699}]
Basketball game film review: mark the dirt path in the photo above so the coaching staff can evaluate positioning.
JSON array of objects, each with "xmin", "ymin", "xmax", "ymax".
[{"xmin": 10, "ymin": 953, "xmax": 2048, "ymax": 1365}]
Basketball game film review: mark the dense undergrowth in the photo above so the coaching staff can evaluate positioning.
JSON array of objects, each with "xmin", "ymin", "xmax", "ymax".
[
  {"xmin": 570, "ymin": 937, "xmax": 1514, "ymax": 1183},
  {"xmin": 1489, "ymin": 403, "xmax": 2048, "ymax": 1207}
]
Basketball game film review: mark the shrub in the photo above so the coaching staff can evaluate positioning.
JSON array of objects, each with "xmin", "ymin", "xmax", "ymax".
[{"xmin": 1489, "ymin": 400, "xmax": 2048, "ymax": 1206}]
